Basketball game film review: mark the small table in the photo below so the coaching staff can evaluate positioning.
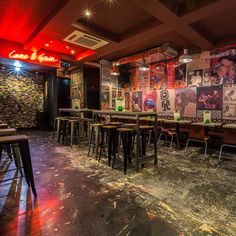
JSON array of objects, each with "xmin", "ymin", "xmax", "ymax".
[
  {"xmin": 191, "ymin": 122, "xmax": 222, "ymax": 136},
  {"xmin": 164, "ymin": 120, "xmax": 192, "ymax": 138}
]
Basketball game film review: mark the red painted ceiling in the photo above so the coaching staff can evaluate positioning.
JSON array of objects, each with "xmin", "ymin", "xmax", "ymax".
[{"xmin": 0, "ymin": 0, "xmax": 61, "ymax": 43}]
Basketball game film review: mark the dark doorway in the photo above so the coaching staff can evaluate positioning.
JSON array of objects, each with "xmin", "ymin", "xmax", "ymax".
[
  {"xmin": 57, "ymin": 77, "xmax": 70, "ymax": 108},
  {"xmin": 84, "ymin": 67, "xmax": 100, "ymax": 109}
]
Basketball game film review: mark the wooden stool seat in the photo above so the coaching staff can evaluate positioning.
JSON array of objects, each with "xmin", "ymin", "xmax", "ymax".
[
  {"xmin": 139, "ymin": 125, "xmax": 154, "ymax": 130},
  {"xmin": 0, "ymin": 135, "xmax": 28, "ymax": 143},
  {"xmin": 117, "ymin": 128, "xmax": 132, "ymax": 132},
  {"xmin": 122, "ymin": 124, "xmax": 136, "ymax": 128},
  {"xmin": 91, "ymin": 123, "xmax": 104, "ymax": 127},
  {"xmin": 103, "ymin": 125, "xmax": 117, "ymax": 129},
  {"xmin": 108, "ymin": 122, "xmax": 123, "ymax": 126}
]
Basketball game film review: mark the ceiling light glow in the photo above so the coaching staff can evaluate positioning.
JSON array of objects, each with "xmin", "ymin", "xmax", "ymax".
[{"xmin": 84, "ymin": 9, "xmax": 92, "ymax": 18}]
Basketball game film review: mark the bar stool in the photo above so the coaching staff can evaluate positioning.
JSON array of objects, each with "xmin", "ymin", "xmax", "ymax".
[
  {"xmin": 116, "ymin": 128, "xmax": 133, "ymax": 174},
  {"xmin": 139, "ymin": 125, "xmax": 154, "ymax": 158},
  {"xmin": 88, "ymin": 123, "xmax": 103, "ymax": 158},
  {"xmin": 0, "ymin": 135, "xmax": 37, "ymax": 197},
  {"xmin": 99, "ymin": 125, "xmax": 118, "ymax": 166},
  {"xmin": 57, "ymin": 117, "xmax": 70, "ymax": 144},
  {"xmin": 108, "ymin": 122, "xmax": 124, "ymax": 126},
  {"xmin": 67, "ymin": 119, "xmax": 80, "ymax": 147}
]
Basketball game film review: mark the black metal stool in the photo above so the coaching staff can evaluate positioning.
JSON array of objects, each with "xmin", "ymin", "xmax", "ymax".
[
  {"xmin": 116, "ymin": 128, "xmax": 134, "ymax": 174},
  {"xmin": 99, "ymin": 125, "xmax": 118, "ymax": 166},
  {"xmin": 139, "ymin": 125, "xmax": 154, "ymax": 158},
  {"xmin": 88, "ymin": 123, "xmax": 103, "ymax": 159}
]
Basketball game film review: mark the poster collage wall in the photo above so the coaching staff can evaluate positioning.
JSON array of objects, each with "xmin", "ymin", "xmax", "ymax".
[
  {"xmin": 100, "ymin": 59, "xmax": 122, "ymax": 109},
  {"xmin": 103, "ymin": 45, "xmax": 236, "ymax": 120},
  {"xmin": 71, "ymin": 70, "xmax": 83, "ymax": 109}
]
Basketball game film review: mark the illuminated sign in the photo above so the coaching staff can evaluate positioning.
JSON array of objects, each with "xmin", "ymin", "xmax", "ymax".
[{"xmin": 8, "ymin": 50, "xmax": 59, "ymax": 65}]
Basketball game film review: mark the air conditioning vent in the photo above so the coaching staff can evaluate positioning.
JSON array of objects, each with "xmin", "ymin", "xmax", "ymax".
[{"xmin": 64, "ymin": 30, "xmax": 108, "ymax": 50}]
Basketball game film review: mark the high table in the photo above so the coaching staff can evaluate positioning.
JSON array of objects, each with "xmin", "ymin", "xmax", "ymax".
[
  {"xmin": 164, "ymin": 120, "xmax": 192, "ymax": 137},
  {"xmin": 59, "ymin": 108, "xmax": 96, "ymax": 116},
  {"xmin": 0, "ymin": 128, "xmax": 17, "ymax": 136},
  {"xmin": 92, "ymin": 110, "xmax": 158, "ymax": 171}
]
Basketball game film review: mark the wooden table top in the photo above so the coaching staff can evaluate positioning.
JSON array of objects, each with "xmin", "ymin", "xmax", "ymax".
[
  {"xmin": 164, "ymin": 120, "xmax": 192, "ymax": 124},
  {"xmin": 93, "ymin": 110, "xmax": 158, "ymax": 117},
  {"xmin": 112, "ymin": 115, "xmax": 164, "ymax": 122},
  {"xmin": 222, "ymin": 124, "xmax": 236, "ymax": 129},
  {"xmin": 0, "ymin": 128, "xmax": 17, "ymax": 136},
  {"xmin": 59, "ymin": 108, "xmax": 96, "ymax": 113},
  {"xmin": 191, "ymin": 122, "xmax": 222, "ymax": 127},
  {"xmin": 0, "ymin": 123, "xmax": 8, "ymax": 128}
]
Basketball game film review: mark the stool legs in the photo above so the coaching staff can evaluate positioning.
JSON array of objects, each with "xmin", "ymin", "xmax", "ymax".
[{"xmin": 19, "ymin": 140, "xmax": 37, "ymax": 197}]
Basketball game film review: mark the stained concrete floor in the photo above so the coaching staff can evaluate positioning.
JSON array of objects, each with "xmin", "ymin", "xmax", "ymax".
[{"xmin": 0, "ymin": 131, "xmax": 236, "ymax": 236}]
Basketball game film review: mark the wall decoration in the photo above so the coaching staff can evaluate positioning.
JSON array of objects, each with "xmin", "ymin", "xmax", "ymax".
[
  {"xmin": 174, "ymin": 63, "xmax": 186, "ymax": 89},
  {"xmin": 157, "ymin": 89, "xmax": 175, "ymax": 115},
  {"xmin": 175, "ymin": 87, "xmax": 197, "ymax": 118},
  {"xmin": 101, "ymin": 91, "xmax": 110, "ymax": 109},
  {"xmin": 223, "ymin": 85, "xmax": 236, "ymax": 119},
  {"xmin": 138, "ymin": 70, "xmax": 150, "ymax": 91},
  {"xmin": 131, "ymin": 92, "xmax": 142, "ymax": 111},
  {"xmin": 150, "ymin": 63, "xmax": 167, "ymax": 90},
  {"xmin": 166, "ymin": 62, "xmax": 175, "ymax": 89},
  {"xmin": 143, "ymin": 90, "xmax": 157, "ymax": 112},
  {"xmin": 197, "ymin": 85, "xmax": 222, "ymax": 110},
  {"xmin": 124, "ymin": 92, "xmax": 130, "ymax": 110},
  {"xmin": 187, "ymin": 69, "xmax": 203, "ymax": 87},
  {"xmin": 118, "ymin": 90, "xmax": 122, "ymax": 97},
  {"xmin": 0, "ymin": 73, "xmax": 44, "ymax": 128},
  {"xmin": 71, "ymin": 71, "xmax": 83, "ymax": 108},
  {"xmin": 211, "ymin": 45, "xmax": 236, "ymax": 85},
  {"xmin": 115, "ymin": 97, "xmax": 125, "ymax": 111},
  {"xmin": 112, "ymin": 88, "xmax": 117, "ymax": 98},
  {"xmin": 197, "ymin": 85, "xmax": 222, "ymax": 119},
  {"xmin": 202, "ymin": 69, "xmax": 211, "ymax": 87}
]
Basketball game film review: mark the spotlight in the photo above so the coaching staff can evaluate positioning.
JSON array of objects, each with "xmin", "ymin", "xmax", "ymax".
[
  {"xmin": 14, "ymin": 61, "xmax": 21, "ymax": 72},
  {"xmin": 45, "ymin": 43, "xmax": 49, "ymax": 47},
  {"xmin": 83, "ymin": 9, "xmax": 92, "ymax": 18}
]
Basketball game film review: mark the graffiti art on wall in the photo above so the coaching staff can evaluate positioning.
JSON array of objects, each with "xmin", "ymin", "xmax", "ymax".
[
  {"xmin": 175, "ymin": 87, "xmax": 197, "ymax": 117},
  {"xmin": 157, "ymin": 89, "xmax": 175, "ymax": 115}
]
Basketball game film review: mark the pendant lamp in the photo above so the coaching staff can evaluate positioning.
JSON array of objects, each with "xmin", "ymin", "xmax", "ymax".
[{"xmin": 179, "ymin": 48, "xmax": 192, "ymax": 63}]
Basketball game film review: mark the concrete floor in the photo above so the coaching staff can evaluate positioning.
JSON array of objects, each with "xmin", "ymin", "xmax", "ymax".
[{"xmin": 0, "ymin": 131, "xmax": 235, "ymax": 236}]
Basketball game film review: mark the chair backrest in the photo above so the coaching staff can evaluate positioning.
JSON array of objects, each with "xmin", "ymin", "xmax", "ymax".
[{"xmin": 189, "ymin": 125, "xmax": 205, "ymax": 140}]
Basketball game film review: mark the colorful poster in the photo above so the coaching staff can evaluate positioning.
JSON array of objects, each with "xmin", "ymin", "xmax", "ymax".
[
  {"xmin": 211, "ymin": 45, "xmax": 236, "ymax": 85},
  {"xmin": 124, "ymin": 92, "xmax": 130, "ymax": 111},
  {"xmin": 223, "ymin": 85, "xmax": 236, "ymax": 119},
  {"xmin": 101, "ymin": 91, "xmax": 110, "ymax": 109},
  {"xmin": 131, "ymin": 92, "xmax": 142, "ymax": 111},
  {"xmin": 174, "ymin": 63, "xmax": 186, "ymax": 89},
  {"xmin": 157, "ymin": 89, "xmax": 175, "ymax": 116},
  {"xmin": 143, "ymin": 90, "xmax": 157, "ymax": 112},
  {"xmin": 150, "ymin": 63, "xmax": 167, "ymax": 90},
  {"xmin": 197, "ymin": 85, "xmax": 222, "ymax": 110},
  {"xmin": 138, "ymin": 70, "xmax": 150, "ymax": 91},
  {"xmin": 187, "ymin": 69, "xmax": 203, "ymax": 87},
  {"xmin": 175, "ymin": 87, "xmax": 197, "ymax": 117},
  {"xmin": 166, "ymin": 62, "xmax": 175, "ymax": 89}
]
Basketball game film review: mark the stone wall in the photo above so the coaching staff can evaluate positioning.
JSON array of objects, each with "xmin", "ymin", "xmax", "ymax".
[{"xmin": 0, "ymin": 72, "xmax": 44, "ymax": 128}]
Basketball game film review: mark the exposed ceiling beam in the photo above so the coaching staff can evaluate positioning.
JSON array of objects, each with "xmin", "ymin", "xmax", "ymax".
[
  {"xmin": 181, "ymin": 0, "xmax": 236, "ymax": 24},
  {"xmin": 131, "ymin": 0, "xmax": 213, "ymax": 49}
]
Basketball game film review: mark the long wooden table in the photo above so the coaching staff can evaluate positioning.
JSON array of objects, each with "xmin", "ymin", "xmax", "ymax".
[{"xmin": 93, "ymin": 110, "xmax": 158, "ymax": 171}]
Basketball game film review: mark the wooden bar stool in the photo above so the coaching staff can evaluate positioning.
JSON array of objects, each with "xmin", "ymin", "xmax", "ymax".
[
  {"xmin": 99, "ymin": 126, "xmax": 118, "ymax": 166},
  {"xmin": 88, "ymin": 123, "xmax": 103, "ymax": 158},
  {"xmin": 0, "ymin": 135, "xmax": 37, "ymax": 197},
  {"xmin": 116, "ymin": 128, "xmax": 134, "ymax": 174}
]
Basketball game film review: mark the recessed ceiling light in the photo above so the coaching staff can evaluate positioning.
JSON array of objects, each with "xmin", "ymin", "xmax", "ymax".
[
  {"xmin": 83, "ymin": 9, "xmax": 92, "ymax": 18},
  {"xmin": 71, "ymin": 50, "xmax": 75, "ymax": 54},
  {"xmin": 45, "ymin": 43, "xmax": 49, "ymax": 47}
]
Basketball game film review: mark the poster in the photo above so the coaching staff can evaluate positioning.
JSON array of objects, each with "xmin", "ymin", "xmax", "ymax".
[
  {"xmin": 175, "ymin": 87, "xmax": 197, "ymax": 117},
  {"xmin": 115, "ymin": 97, "xmax": 125, "ymax": 111},
  {"xmin": 223, "ymin": 85, "xmax": 236, "ymax": 119},
  {"xmin": 187, "ymin": 69, "xmax": 203, "ymax": 87},
  {"xmin": 197, "ymin": 85, "xmax": 222, "ymax": 110},
  {"xmin": 138, "ymin": 70, "xmax": 150, "ymax": 91},
  {"xmin": 101, "ymin": 91, "xmax": 110, "ymax": 109},
  {"xmin": 124, "ymin": 92, "xmax": 130, "ymax": 111},
  {"xmin": 157, "ymin": 89, "xmax": 175, "ymax": 116},
  {"xmin": 197, "ymin": 85, "xmax": 222, "ymax": 119},
  {"xmin": 202, "ymin": 69, "xmax": 211, "ymax": 87},
  {"xmin": 211, "ymin": 45, "xmax": 236, "ymax": 85},
  {"xmin": 150, "ymin": 63, "xmax": 167, "ymax": 90},
  {"xmin": 174, "ymin": 63, "xmax": 187, "ymax": 89},
  {"xmin": 166, "ymin": 62, "xmax": 175, "ymax": 89},
  {"xmin": 112, "ymin": 88, "xmax": 117, "ymax": 98},
  {"xmin": 143, "ymin": 90, "xmax": 157, "ymax": 112},
  {"xmin": 131, "ymin": 92, "xmax": 142, "ymax": 111}
]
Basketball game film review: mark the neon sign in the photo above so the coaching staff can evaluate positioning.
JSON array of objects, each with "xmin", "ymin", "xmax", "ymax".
[{"xmin": 9, "ymin": 50, "xmax": 59, "ymax": 64}]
